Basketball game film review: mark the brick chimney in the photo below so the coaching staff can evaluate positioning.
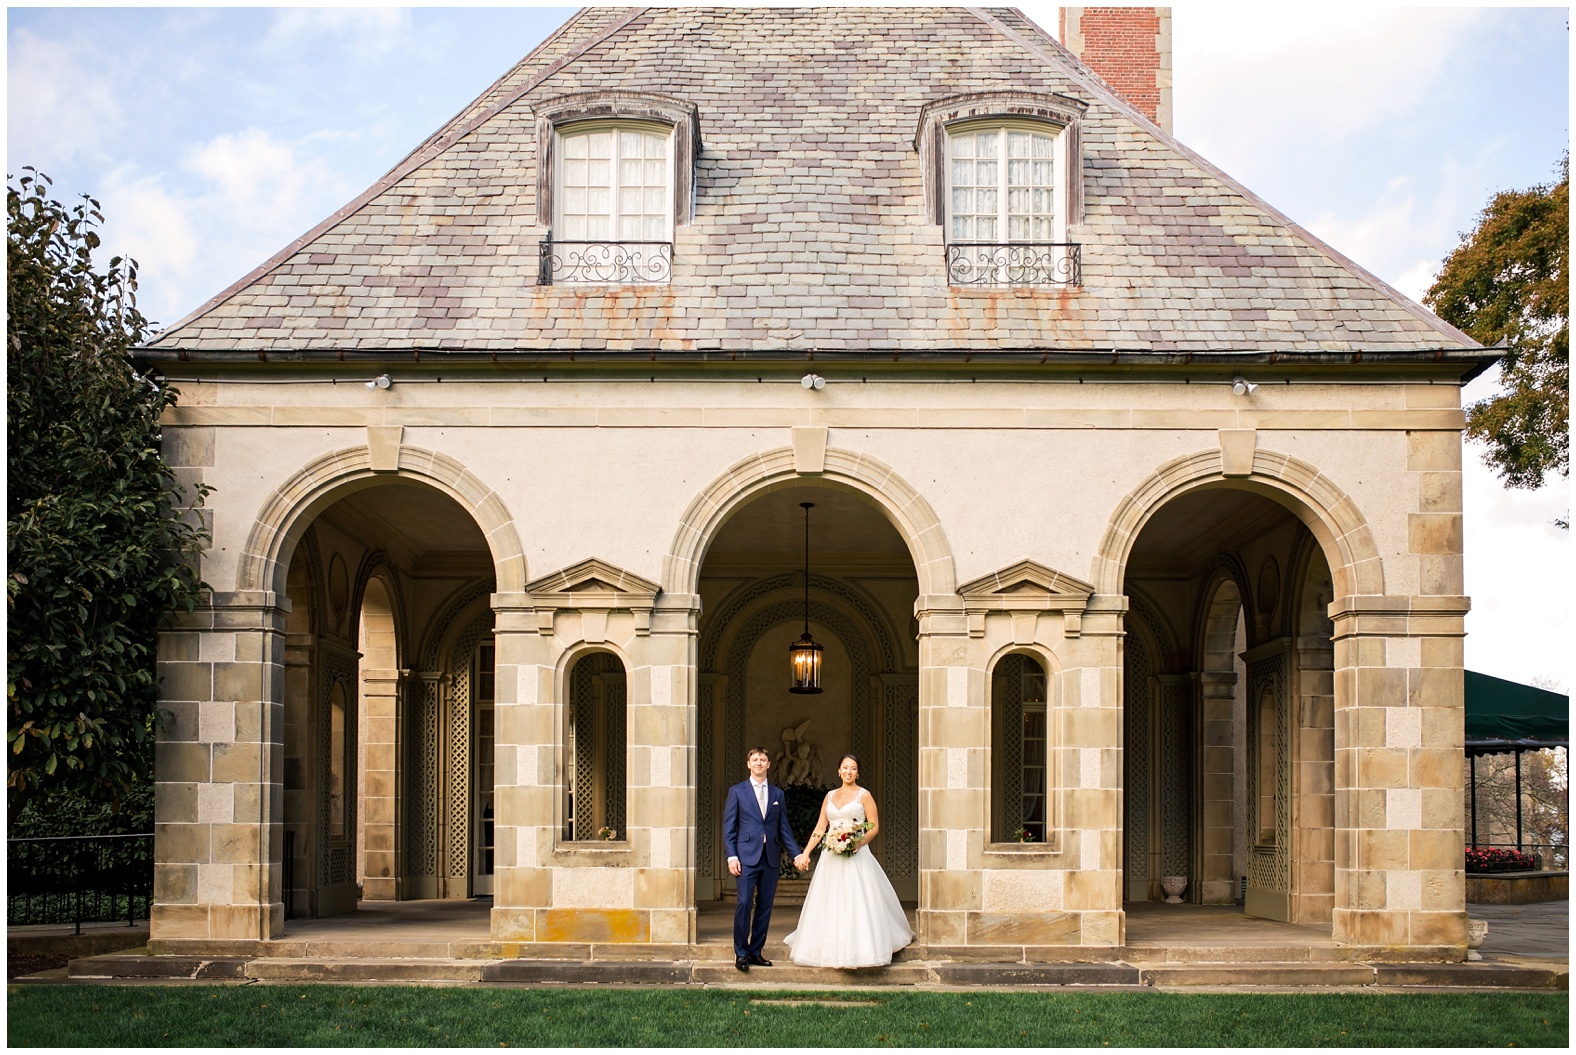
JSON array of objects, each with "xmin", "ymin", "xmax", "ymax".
[{"xmin": 1060, "ymin": 7, "xmax": 1173, "ymax": 134}]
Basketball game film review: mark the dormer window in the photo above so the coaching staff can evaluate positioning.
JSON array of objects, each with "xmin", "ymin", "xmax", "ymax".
[
  {"xmin": 534, "ymin": 92, "xmax": 700, "ymax": 287},
  {"xmin": 550, "ymin": 122, "xmax": 674, "ymax": 284},
  {"xmin": 915, "ymin": 91, "xmax": 1085, "ymax": 288}
]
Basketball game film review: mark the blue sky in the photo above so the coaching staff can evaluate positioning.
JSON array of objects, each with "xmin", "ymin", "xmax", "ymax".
[{"xmin": 7, "ymin": 3, "xmax": 1570, "ymax": 687}]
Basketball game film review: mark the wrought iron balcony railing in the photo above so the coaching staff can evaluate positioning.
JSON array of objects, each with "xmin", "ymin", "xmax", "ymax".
[
  {"xmin": 538, "ymin": 235, "xmax": 672, "ymax": 286},
  {"xmin": 946, "ymin": 242, "xmax": 1081, "ymax": 287}
]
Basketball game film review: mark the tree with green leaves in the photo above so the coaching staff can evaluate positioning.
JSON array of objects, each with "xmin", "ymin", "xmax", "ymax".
[
  {"xmin": 1425, "ymin": 156, "xmax": 1569, "ymax": 495},
  {"xmin": 7, "ymin": 170, "xmax": 209, "ymax": 825}
]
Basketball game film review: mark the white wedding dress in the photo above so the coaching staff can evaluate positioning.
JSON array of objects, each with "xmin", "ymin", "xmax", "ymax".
[{"xmin": 783, "ymin": 789, "xmax": 914, "ymax": 967}]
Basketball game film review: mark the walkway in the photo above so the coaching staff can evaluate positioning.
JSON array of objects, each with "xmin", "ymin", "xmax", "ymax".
[{"xmin": 16, "ymin": 898, "xmax": 1568, "ymax": 990}]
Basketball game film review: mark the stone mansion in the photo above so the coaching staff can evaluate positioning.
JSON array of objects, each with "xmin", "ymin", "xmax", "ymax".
[{"xmin": 140, "ymin": 7, "xmax": 1495, "ymax": 958}]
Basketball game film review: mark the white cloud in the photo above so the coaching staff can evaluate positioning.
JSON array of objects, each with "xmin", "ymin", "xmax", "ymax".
[
  {"xmin": 1175, "ymin": 7, "xmax": 1488, "ymax": 144},
  {"xmin": 263, "ymin": 8, "xmax": 416, "ymax": 61},
  {"xmin": 6, "ymin": 27, "xmax": 127, "ymax": 167},
  {"xmin": 185, "ymin": 128, "xmax": 332, "ymax": 231}
]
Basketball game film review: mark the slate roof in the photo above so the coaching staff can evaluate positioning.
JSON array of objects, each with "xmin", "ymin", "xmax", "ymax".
[{"xmin": 145, "ymin": 7, "xmax": 1478, "ymax": 356}]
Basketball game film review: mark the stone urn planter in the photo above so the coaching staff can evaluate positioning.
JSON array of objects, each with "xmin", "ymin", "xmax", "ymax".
[
  {"xmin": 1160, "ymin": 875, "xmax": 1188, "ymax": 904},
  {"xmin": 1466, "ymin": 918, "xmax": 1489, "ymax": 961}
]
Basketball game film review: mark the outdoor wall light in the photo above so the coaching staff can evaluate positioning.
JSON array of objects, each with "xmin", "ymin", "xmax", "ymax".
[
  {"xmin": 1231, "ymin": 377, "xmax": 1259, "ymax": 396},
  {"xmin": 365, "ymin": 374, "xmax": 393, "ymax": 390},
  {"xmin": 801, "ymin": 373, "xmax": 826, "ymax": 390}
]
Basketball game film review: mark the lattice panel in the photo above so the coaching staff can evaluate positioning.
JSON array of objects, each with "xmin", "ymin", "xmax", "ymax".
[
  {"xmin": 315, "ymin": 642, "xmax": 359, "ymax": 887},
  {"xmin": 413, "ymin": 679, "xmax": 441, "ymax": 878},
  {"xmin": 994, "ymin": 656, "xmax": 1026, "ymax": 840},
  {"xmin": 696, "ymin": 680, "xmax": 715, "ymax": 880},
  {"xmin": 327, "ymin": 844, "xmax": 352, "ymax": 885},
  {"xmin": 1247, "ymin": 648, "xmax": 1291, "ymax": 894},
  {"xmin": 604, "ymin": 673, "xmax": 627, "ymax": 836},
  {"xmin": 1158, "ymin": 679, "xmax": 1193, "ymax": 880},
  {"xmin": 881, "ymin": 682, "xmax": 919, "ymax": 879},
  {"xmin": 444, "ymin": 613, "xmax": 491, "ymax": 880},
  {"xmin": 572, "ymin": 661, "xmax": 596, "ymax": 839},
  {"xmin": 1124, "ymin": 633, "xmax": 1152, "ymax": 886}
]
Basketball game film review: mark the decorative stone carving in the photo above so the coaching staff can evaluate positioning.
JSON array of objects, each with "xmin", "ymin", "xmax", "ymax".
[{"xmin": 1466, "ymin": 918, "xmax": 1488, "ymax": 960}]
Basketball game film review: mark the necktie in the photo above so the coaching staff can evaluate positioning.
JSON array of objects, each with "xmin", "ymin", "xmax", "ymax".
[{"xmin": 756, "ymin": 782, "xmax": 767, "ymax": 817}]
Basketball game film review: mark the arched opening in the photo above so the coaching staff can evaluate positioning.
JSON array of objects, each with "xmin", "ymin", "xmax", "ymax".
[
  {"xmin": 564, "ymin": 651, "xmax": 628, "ymax": 842},
  {"xmin": 991, "ymin": 652, "xmax": 1050, "ymax": 844},
  {"xmin": 694, "ymin": 483, "xmax": 921, "ymax": 926},
  {"xmin": 278, "ymin": 478, "xmax": 496, "ymax": 918},
  {"xmin": 1121, "ymin": 485, "xmax": 1339, "ymax": 926}
]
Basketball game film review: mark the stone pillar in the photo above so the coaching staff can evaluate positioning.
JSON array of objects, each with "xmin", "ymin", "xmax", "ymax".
[
  {"xmin": 151, "ymin": 591, "xmax": 286, "ymax": 947},
  {"xmin": 914, "ymin": 595, "xmax": 975, "ymax": 948},
  {"xmin": 917, "ymin": 587, "xmax": 1126, "ymax": 952},
  {"xmin": 490, "ymin": 576, "xmax": 696, "ymax": 945},
  {"xmin": 359, "ymin": 666, "xmax": 401, "ymax": 900},
  {"xmin": 1197, "ymin": 669, "xmax": 1237, "ymax": 903},
  {"xmin": 1330, "ymin": 596, "xmax": 1470, "ymax": 953},
  {"xmin": 490, "ymin": 592, "xmax": 552, "ymax": 942}
]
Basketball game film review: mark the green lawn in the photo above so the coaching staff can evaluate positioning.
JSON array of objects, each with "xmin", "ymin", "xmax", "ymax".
[{"xmin": 6, "ymin": 985, "xmax": 1568, "ymax": 1047}]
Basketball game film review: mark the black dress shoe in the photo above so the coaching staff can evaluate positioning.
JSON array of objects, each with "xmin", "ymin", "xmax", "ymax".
[
  {"xmin": 735, "ymin": 955, "xmax": 750, "ymax": 971},
  {"xmin": 747, "ymin": 954, "xmax": 773, "ymax": 967}
]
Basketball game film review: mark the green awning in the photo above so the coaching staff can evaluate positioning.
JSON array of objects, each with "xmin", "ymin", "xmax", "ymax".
[{"xmin": 1465, "ymin": 670, "xmax": 1568, "ymax": 753}]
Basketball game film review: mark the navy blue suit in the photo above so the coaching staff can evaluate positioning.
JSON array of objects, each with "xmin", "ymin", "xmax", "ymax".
[{"xmin": 723, "ymin": 778, "xmax": 802, "ymax": 958}]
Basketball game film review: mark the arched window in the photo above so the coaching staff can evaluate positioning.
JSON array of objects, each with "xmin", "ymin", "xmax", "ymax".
[
  {"xmin": 991, "ymin": 653, "xmax": 1049, "ymax": 843},
  {"xmin": 945, "ymin": 120, "xmax": 1071, "ymax": 286},
  {"xmin": 535, "ymin": 91, "xmax": 699, "ymax": 286},
  {"xmin": 565, "ymin": 652, "xmax": 627, "ymax": 841}
]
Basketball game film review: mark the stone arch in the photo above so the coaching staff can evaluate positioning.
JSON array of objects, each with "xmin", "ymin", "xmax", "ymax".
[
  {"xmin": 237, "ymin": 444, "xmax": 526, "ymax": 596},
  {"xmin": 1091, "ymin": 447, "xmax": 1384, "ymax": 601},
  {"xmin": 663, "ymin": 446, "xmax": 956, "ymax": 599}
]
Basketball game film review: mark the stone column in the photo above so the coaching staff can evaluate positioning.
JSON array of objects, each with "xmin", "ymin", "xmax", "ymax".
[
  {"xmin": 489, "ymin": 592, "xmax": 552, "ymax": 941},
  {"xmin": 151, "ymin": 591, "xmax": 286, "ymax": 947},
  {"xmin": 914, "ymin": 596, "xmax": 974, "ymax": 948},
  {"xmin": 1330, "ymin": 596, "xmax": 1470, "ymax": 953},
  {"xmin": 1197, "ymin": 669, "xmax": 1238, "ymax": 903}
]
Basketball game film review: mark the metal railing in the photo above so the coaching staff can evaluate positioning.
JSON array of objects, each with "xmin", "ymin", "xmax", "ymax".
[
  {"xmin": 538, "ymin": 235, "xmax": 673, "ymax": 285},
  {"xmin": 7, "ymin": 833, "xmax": 153, "ymax": 933},
  {"xmin": 1466, "ymin": 842, "xmax": 1568, "ymax": 872},
  {"xmin": 946, "ymin": 242, "xmax": 1081, "ymax": 287}
]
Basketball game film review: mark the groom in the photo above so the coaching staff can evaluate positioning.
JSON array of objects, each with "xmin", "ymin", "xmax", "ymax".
[{"xmin": 723, "ymin": 746, "xmax": 806, "ymax": 971}]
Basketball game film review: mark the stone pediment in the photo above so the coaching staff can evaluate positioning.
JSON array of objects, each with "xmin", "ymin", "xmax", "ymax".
[
  {"xmin": 957, "ymin": 560, "xmax": 1095, "ymax": 605},
  {"xmin": 957, "ymin": 560, "xmax": 1096, "ymax": 638},
  {"xmin": 526, "ymin": 559, "xmax": 660, "ymax": 608}
]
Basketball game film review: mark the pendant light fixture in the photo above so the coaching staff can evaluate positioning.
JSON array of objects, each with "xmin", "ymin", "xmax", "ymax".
[{"xmin": 788, "ymin": 501, "xmax": 824, "ymax": 694}]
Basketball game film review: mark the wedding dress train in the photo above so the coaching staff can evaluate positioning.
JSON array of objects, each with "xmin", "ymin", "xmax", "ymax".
[{"xmin": 783, "ymin": 790, "xmax": 914, "ymax": 967}]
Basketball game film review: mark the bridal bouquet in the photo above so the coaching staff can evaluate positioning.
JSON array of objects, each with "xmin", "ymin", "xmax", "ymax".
[{"xmin": 822, "ymin": 820, "xmax": 872, "ymax": 857}]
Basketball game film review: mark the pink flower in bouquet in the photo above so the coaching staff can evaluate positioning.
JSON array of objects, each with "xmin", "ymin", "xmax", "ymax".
[{"xmin": 823, "ymin": 819, "xmax": 872, "ymax": 857}]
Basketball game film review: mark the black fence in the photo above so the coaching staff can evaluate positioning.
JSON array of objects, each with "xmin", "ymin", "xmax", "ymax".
[
  {"xmin": 1466, "ymin": 841, "xmax": 1568, "ymax": 873},
  {"xmin": 7, "ymin": 833, "xmax": 153, "ymax": 933}
]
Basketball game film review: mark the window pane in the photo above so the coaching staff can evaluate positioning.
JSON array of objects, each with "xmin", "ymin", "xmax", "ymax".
[
  {"xmin": 563, "ymin": 135, "xmax": 589, "ymax": 159},
  {"xmin": 588, "ymin": 159, "xmax": 610, "ymax": 187},
  {"xmin": 587, "ymin": 132, "xmax": 613, "ymax": 158},
  {"xmin": 977, "ymin": 188, "xmax": 996, "ymax": 215},
  {"xmin": 1033, "ymin": 132, "xmax": 1054, "ymax": 158},
  {"xmin": 620, "ymin": 157, "xmax": 640, "ymax": 187},
  {"xmin": 977, "ymin": 215, "xmax": 996, "ymax": 241},
  {"xmin": 1008, "ymin": 159, "xmax": 1029, "ymax": 186},
  {"xmin": 977, "ymin": 160, "xmax": 997, "ymax": 186}
]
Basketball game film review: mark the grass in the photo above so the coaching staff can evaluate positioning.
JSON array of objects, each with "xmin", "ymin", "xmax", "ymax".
[{"xmin": 5, "ymin": 985, "xmax": 1568, "ymax": 1047}]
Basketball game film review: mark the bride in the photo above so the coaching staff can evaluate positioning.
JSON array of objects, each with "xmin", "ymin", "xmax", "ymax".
[{"xmin": 784, "ymin": 753, "xmax": 914, "ymax": 967}]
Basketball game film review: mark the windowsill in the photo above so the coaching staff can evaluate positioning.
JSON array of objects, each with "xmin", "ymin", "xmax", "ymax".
[
  {"xmin": 984, "ymin": 840, "xmax": 1062, "ymax": 858},
  {"xmin": 554, "ymin": 841, "xmax": 632, "ymax": 862}
]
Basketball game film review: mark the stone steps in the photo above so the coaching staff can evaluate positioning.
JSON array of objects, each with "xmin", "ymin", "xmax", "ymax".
[{"xmin": 56, "ymin": 951, "xmax": 1568, "ymax": 991}]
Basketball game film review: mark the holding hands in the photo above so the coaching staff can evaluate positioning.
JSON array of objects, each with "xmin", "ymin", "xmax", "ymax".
[{"xmin": 793, "ymin": 852, "xmax": 811, "ymax": 871}]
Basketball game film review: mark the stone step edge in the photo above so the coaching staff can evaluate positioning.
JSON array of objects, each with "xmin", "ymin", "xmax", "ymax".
[{"xmin": 62, "ymin": 955, "xmax": 1568, "ymax": 990}]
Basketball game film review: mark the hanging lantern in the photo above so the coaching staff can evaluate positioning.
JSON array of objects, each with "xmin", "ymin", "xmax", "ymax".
[{"xmin": 789, "ymin": 501, "xmax": 824, "ymax": 694}]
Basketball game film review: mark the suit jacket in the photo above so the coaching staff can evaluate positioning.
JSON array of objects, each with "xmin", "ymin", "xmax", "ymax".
[{"xmin": 723, "ymin": 779, "xmax": 802, "ymax": 869}]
